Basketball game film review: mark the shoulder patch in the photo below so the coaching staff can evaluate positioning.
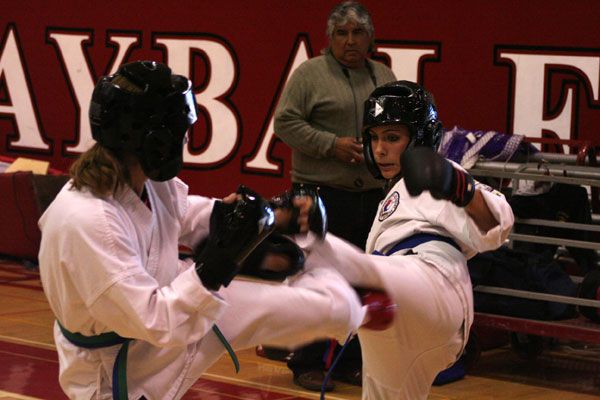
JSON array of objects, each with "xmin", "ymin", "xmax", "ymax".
[{"xmin": 379, "ymin": 191, "xmax": 400, "ymax": 221}]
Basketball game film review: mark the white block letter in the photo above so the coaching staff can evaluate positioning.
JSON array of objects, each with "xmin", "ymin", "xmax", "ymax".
[
  {"xmin": 243, "ymin": 36, "xmax": 311, "ymax": 172},
  {"xmin": 0, "ymin": 25, "xmax": 47, "ymax": 150},
  {"xmin": 156, "ymin": 37, "xmax": 238, "ymax": 165},
  {"xmin": 498, "ymin": 51, "xmax": 600, "ymax": 141}
]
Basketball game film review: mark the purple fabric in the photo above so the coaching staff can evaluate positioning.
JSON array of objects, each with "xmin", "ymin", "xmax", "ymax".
[{"xmin": 439, "ymin": 126, "xmax": 538, "ymax": 168}]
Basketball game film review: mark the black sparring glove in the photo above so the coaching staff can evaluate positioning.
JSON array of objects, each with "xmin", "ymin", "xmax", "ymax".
[
  {"xmin": 401, "ymin": 147, "xmax": 475, "ymax": 207},
  {"xmin": 239, "ymin": 233, "xmax": 305, "ymax": 281},
  {"xmin": 269, "ymin": 185, "xmax": 328, "ymax": 238},
  {"xmin": 194, "ymin": 185, "xmax": 276, "ymax": 291}
]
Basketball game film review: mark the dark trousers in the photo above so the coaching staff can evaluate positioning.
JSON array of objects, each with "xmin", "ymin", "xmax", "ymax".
[{"xmin": 287, "ymin": 184, "xmax": 383, "ymax": 374}]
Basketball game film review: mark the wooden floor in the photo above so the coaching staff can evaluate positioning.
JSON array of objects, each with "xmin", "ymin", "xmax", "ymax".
[{"xmin": 1, "ymin": 258, "xmax": 599, "ymax": 399}]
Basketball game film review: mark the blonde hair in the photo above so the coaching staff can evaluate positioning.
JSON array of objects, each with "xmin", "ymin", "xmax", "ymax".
[
  {"xmin": 70, "ymin": 74, "xmax": 144, "ymax": 197},
  {"xmin": 69, "ymin": 143, "xmax": 132, "ymax": 197}
]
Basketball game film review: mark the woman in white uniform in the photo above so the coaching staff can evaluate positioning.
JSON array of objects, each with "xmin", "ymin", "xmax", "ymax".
[
  {"xmin": 297, "ymin": 80, "xmax": 514, "ymax": 399},
  {"xmin": 38, "ymin": 61, "xmax": 366, "ymax": 400}
]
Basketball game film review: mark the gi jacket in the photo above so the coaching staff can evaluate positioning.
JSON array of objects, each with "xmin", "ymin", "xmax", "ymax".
[{"xmin": 39, "ymin": 178, "xmax": 366, "ymax": 400}]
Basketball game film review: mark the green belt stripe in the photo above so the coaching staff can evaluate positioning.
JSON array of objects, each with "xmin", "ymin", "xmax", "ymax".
[
  {"xmin": 57, "ymin": 320, "xmax": 239, "ymax": 400},
  {"xmin": 114, "ymin": 341, "xmax": 130, "ymax": 400},
  {"xmin": 212, "ymin": 324, "xmax": 240, "ymax": 373}
]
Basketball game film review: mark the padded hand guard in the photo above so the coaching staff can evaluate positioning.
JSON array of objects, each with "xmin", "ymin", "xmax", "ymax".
[
  {"xmin": 270, "ymin": 185, "xmax": 328, "ymax": 238},
  {"xmin": 239, "ymin": 233, "xmax": 305, "ymax": 281},
  {"xmin": 401, "ymin": 147, "xmax": 475, "ymax": 207},
  {"xmin": 356, "ymin": 288, "xmax": 396, "ymax": 331},
  {"xmin": 194, "ymin": 185, "xmax": 276, "ymax": 291}
]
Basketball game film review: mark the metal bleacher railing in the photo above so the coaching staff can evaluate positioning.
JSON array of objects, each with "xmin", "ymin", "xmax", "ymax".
[{"xmin": 467, "ymin": 137, "xmax": 600, "ymax": 348}]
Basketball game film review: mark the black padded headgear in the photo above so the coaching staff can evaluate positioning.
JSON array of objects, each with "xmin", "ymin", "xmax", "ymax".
[
  {"xmin": 89, "ymin": 60, "xmax": 198, "ymax": 181},
  {"xmin": 361, "ymin": 80, "xmax": 443, "ymax": 179}
]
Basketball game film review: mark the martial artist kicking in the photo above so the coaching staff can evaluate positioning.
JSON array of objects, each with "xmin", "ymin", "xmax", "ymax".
[{"xmin": 296, "ymin": 80, "xmax": 514, "ymax": 399}]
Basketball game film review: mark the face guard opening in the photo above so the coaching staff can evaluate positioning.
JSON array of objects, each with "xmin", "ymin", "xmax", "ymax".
[{"xmin": 361, "ymin": 80, "xmax": 443, "ymax": 180}]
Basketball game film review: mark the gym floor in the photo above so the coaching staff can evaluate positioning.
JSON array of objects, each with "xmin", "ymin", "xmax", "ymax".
[{"xmin": 1, "ymin": 258, "xmax": 599, "ymax": 400}]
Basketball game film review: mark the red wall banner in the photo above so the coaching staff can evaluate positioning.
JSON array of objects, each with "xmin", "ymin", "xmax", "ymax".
[{"xmin": 2, "ymin": 0, "xmax": 600, "ymax": 197}]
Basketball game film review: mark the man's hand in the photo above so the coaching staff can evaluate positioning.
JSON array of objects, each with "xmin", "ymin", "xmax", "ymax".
[
  {"xmin": 332, "ymin": 136, "xmax": 364, "ymax": 165},
  {"xmin": 401, "ymin": 147, "xmax": 475, "ymax": 207}
]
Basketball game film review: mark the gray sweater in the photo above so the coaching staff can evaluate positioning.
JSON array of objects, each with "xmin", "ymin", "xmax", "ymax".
[{"xmin": 274, "ymin": 52, "xmax": 396, "ymax": 191}]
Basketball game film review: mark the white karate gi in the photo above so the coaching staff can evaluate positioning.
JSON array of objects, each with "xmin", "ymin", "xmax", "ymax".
[
  {"xmin": 38, "ymin": 178, "xmax": 365, "ymax": 400},
  {"xmin": 299, "ymin": 175, "xmax": 514, "ymax": 400}
]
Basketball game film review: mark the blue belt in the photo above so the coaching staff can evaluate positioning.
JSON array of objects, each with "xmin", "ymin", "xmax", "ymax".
[
  {"xmin": 372, "ymin": 233, "xmax": 460, "ymax": 256},
  {"xmin": 58, "ymin": 321, "xmax": 239, "ymax": 400}
]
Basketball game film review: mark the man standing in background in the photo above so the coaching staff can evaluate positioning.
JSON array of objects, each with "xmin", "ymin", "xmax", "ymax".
[{"xmin": 274, "ymin": 0, "xmax": 396, "ymax": 392}]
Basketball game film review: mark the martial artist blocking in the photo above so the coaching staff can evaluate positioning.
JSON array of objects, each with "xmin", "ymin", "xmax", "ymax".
[{"xmin": 38, "ymin": 61, "xmax": 370, "ymax": 400}]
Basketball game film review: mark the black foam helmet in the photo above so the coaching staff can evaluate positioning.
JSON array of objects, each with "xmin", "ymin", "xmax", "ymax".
[
  {"xmin": 361, "ymin": 80, "xmax": 443, "ymax": 179},
  {"xmin": 89, "ymin": 60, "xmax": 198, "ymax": 181}
]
